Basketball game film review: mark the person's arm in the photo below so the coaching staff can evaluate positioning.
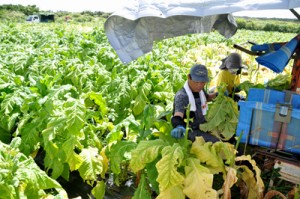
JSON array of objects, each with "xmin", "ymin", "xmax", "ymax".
[
  {"xmin": 207, "ymin": 92, "xmax": 217, "ymax": 102},
  {"xmin": 171, "ymin": 112, "xmax": 185, "ymax": 128},
  {"xmin": 204, "ymin": 89, "xmax": 217, "ymax": 102},
  {"xmin": 171, "ymin": 91, "xmax": 188, "ymax": 139},
  {"xmin": 172, "ymin": 91, "xmax": 188, "ymax": 127},
  {"xmin": 171, "ymin": 112, "xmax": 186, "ymax": 139}
]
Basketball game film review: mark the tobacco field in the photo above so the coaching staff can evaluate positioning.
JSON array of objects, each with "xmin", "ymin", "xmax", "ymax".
[{"xmin": 0, "ymin": 21, "xmax": 297, "ymax": 199}]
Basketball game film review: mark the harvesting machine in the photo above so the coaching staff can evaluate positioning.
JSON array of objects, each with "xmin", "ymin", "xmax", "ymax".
[{"xmin": 234, "ymin": 37, "xmax": 300, "ymax": 185}]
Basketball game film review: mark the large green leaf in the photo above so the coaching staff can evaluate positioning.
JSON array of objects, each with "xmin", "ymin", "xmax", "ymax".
[
  {"xmin": 87, "ymin": 92, "xmax": 108, "ymax": 116},
  {"xmin": 130, "ymin": 139, "xmax": 168, "ymax": 173},
  {"xmin": 91, "ymin": 180, "xmax": 106, "ymax": 199},
  {"xmin": 0, "ymin": 138, "xmax": 67, "ymax": 198},
  {"xmin": 18, "ymin": 122, "xmax": 39, "ymax": 156},
  {"xmin": 143, "ymin": 104, "xmax": 156, "ymax": 131},
  {"xmin": 132, "ymin": 173, "xmax": 152, "ymax": 199},
  {"xmin": 0, "ymin": 126, "xmax": 11, "ymax": 144},
  {"xmin": 106, "ymin": 114, "xmax": 140, "ymax": 143},
  {"xmin": 152, "ymin": 91, "xmax": 173, "ymax": 101},
  {"xmin": 145, "ymin": 160, "xmax": 160, "ymax": 194},
  {"xmin": 200, "ymin": 91, "xmax": 239, "ymax": 141},
  {"xmin": 132, "ymin": 81, "xmax": 152, "ymax": 116},
  {"xmin": 78, "ymin": 147, "xmax": 103, "ymax": 182},
  {"xmin": 43, "ymin": 138, "xmax": 64, "ymax": 179},
  {"xmin": 109, "ymin": 141, "xmax": 137, "ymax": 175},
  {"xmin": 64, "ymin": 99, "xmax": 86, "ymax": 136},
  {"xmin": 0, "ymin": 92, "xmax": 22, "ymax": 115},
  {"xmin": 62, "ymin": 136, "xmax": 84, "ymax": 171},
  {"xmin": 132, "ymin": 92, "xmax": 147, "ymax": 116}
]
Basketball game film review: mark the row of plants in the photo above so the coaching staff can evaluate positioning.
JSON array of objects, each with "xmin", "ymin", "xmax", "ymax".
[{"xmin": 0, "ymin": 21, "xmax": 297, "ymax": 198}]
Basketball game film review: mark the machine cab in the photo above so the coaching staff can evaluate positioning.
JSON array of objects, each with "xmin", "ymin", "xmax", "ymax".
[{"xmin": 26, "ymin": 15, "xmax": 40, "ymax": 22}]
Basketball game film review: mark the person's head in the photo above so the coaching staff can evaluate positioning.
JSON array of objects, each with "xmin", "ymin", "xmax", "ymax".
[
  {"xmin": 219, "ymin": 53, "xmax": 245, "ymax": 74},
  {"xmin": 188, "ymin": 64, "xmax": 209, "ymax": 92}
]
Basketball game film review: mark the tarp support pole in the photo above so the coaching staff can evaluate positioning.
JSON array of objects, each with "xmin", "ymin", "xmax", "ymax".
[{"xmin": 289, "ymin": 9, "xmax": 300, "ymax": 20}]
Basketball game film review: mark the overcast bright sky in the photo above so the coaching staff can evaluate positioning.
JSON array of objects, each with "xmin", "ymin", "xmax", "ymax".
[
  {"xmin": 0, "ymin": 0, "xmax": 125, "ymax": 12},
  {"xmin": 0, "ymin": 0, "xmax": 300, "ymax": 19}
]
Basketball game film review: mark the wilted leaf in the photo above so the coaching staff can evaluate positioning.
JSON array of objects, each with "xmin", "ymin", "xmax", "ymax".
[
  {"xmin": 235, "ymin": 155, "xmax": 265, "ymax": 199},
  {"xmin": 222, "ymin": 167, "xmax": 238, "ymax": 199}
]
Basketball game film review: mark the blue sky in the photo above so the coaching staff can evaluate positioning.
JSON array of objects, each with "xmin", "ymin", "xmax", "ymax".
[{"xmin": 0, "ymin": 0, "xmax": 300, "ymax": 19}]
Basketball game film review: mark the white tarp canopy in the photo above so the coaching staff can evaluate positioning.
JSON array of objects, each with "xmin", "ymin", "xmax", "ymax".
[{"xmin": 104, "ymin": 0, "xmax": 300, "ymax": 63}]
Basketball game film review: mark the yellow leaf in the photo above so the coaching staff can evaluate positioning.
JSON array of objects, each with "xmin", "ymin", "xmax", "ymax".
[
  {"xmin": 100, "ymin": 147, "xmax": 109, "ymax": 178},
  {"xmin": 156, "ymin": 185, "xmax": 185, "ymax": 199},
  {"xmin": 156, "ymin": 144, "xmax": 185, "ymax": 192},
  {"xmin": 190, "ymin": 137, "xmax": 225, "ymax": 174},
  {"xmin": 183, "ymin": 158, "xmax": 218, "ymax": 199}
]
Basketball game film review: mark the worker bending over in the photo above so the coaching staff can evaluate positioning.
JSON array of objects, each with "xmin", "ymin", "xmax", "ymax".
[{"xmin": 171, "ymin": 64, "xmax": 219, "ymax": 142}]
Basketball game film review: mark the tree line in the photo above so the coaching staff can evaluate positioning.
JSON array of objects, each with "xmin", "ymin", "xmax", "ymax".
[
  {"xmin": 0, "ymin": 4, "xmax": 111, "ymax": 22},
  {"xmin": 0, "ymin": 4, "xmax": 39, "ymax": 15},
  {"xmin": 236, "ymin": 17, "xmax": 300, "ymax": 34}
]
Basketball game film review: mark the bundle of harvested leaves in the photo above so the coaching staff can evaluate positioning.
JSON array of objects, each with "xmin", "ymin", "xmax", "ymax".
[{"xmin": 200, "ymin": 83, "xmax": 239, "ymax": 141}]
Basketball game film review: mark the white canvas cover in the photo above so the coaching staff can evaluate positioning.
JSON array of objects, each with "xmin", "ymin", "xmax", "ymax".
[{"xmin": 104, "ymin": 0, "xmax": 300, "ymax": 63}]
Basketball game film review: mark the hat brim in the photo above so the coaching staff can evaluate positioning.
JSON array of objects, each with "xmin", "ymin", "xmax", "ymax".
[
  {"xmin": 219, "ymin": 56, "xmax": 247, "ymax": 70},
  {"xmin": 226, "ymin": 64, "xmax": 247, "ymax": 70},
  {"xmin": 219, "ymin": 58, "xmax": 226, "ymax": 69}
]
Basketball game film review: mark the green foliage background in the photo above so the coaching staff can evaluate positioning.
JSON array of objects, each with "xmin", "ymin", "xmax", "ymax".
[{"xmin": 0, "ymin": 4, "xmax": 111, "ymax": 23}]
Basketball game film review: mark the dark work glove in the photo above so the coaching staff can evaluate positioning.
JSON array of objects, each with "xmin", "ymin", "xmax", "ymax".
[{"xmin": 171, "ymin": 125, "xmax": 186, "ymax": 139}]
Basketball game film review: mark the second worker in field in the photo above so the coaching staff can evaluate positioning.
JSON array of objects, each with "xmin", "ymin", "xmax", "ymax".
[{"xmin": 212, "ymin": 52, "xmax": 247, "ymax": 101}]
